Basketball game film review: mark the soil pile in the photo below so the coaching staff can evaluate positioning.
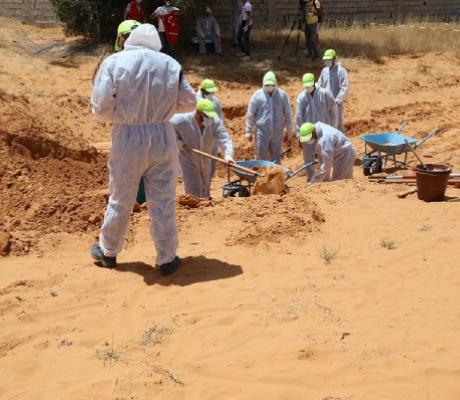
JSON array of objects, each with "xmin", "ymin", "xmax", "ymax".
[
  {"xmin": 222, "ymin": 189, "xmax": 325, "ymax": 245},
  {"xmin": 252, "ymin": 167, "xmax": 287, "ymax": 195},
  {"xmin": 177, "ymin": 194, "xmax": 213, "ymax": 209},
  {"xmin": 0, "ymin": 89, "xmax": 108, "ymax": 255}
]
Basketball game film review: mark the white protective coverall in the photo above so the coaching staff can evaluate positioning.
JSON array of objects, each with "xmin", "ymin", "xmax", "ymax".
[
  {"xmin": 196, "ymin": 89, "xmax": 224, "ymax": 176},
  {"xmin": 91, "ymin": 24, "xmax": 196, "ymax": 265},
  {"xmin": 173, "ymin": 112, "xmax": 234, "ymax": 198},
  {"xmin": 310, "ymin": 122, "xmax": 356, "ymax": 183},
  {"xmin": 246, "ymin": 88, "xmax": 292, "ymax": 163},
  {"xmin": 296, "ymin": 86, "xmax": 338, "ymax": 180},
  {"xmin": 318, "ymin": 63, "xmax": 349, "ymax": 133},
  {"xmin": 196, "ymin": 15, "xmax": 222, "ymax": 54}
]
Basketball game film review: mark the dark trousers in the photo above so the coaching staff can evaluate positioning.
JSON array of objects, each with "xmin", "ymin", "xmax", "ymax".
[
  {"xmin": 159, "ymin": 32, "xmax": 176, "ymax": 59},
  {"xmin": 237, "ymin": 23, "xmax": 251, "ymax": 56},
  {"xmin": 304, "ymin": 22, "xmax": 319, "ymax": 59}
]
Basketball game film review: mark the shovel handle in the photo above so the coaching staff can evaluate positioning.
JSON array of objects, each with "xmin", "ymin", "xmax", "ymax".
[
  {"xmin": 189, "ymin": 148, "xmax": 261, "ymax": 177},
  {"xmin": 404, "ymin": 139, "xmax": 427, "ymax": 169}
]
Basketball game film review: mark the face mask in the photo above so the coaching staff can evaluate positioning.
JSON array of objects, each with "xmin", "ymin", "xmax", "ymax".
[
  {"xmin": 325, "ymin": 60, "xmax": 333, "ymax": 68},
  {"xmin": 264, "ymin": 85, "xmax": 275, "ymax": 94},
  {"xmin": 203, "ymin": 117, "xmax": 213, "ymax": 127},
  {"xmin": 165, "ymin": 1, "xmax": 171, "ymax": 6},
  {"xmin": 305, "ymin": 86, "xmax": 315, "ymax": 94},
  {"xmin": 204, "ymin": 93, "xmax": 214, "ymax": 100}
]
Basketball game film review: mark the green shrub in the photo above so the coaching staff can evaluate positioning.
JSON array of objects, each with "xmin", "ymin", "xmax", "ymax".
[{"xmin": 51, "ymin": 0, "xmax": 125, "ymax": 40}]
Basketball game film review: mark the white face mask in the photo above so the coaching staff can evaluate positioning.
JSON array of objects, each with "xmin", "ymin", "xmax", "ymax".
[
  {"xmin": 202, "ymin": 117, "xmax": 213, "ymax": 127},
  {"xmin": 264, "ymin": 85, "xmax": 275, "ymax": 94},
  {"xmin": 325, "ymin": 60, "xmax": 333, "ymax": 68},
  {"xmin": 204, "ymin": 93, "xmax": 214, "ymax": 100},
  {"xmin": 305, "ymin": 86, "xmax": 315, "ymax": 94}
]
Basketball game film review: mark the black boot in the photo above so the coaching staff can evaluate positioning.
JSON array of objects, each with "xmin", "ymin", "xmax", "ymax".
[
  {"xmin": 91, "ymin": 244, "xmax": 117, "ymax": 268},
  {"xmin": 157, "ymin": 256, "xmax": 181, "ymax": 276}
]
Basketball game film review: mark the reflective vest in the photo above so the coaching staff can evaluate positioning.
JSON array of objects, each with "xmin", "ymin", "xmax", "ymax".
[
  {"xmin": 128, "ymin": 1, "xmax": 144, "ymax": 22},
  {"xmin": 306, "ymin": 0, "xmax": 320, "ymax": 24}
]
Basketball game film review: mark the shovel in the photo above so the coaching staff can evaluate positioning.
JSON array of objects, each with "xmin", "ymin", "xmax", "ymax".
[
  {"xmin": 189, "ymin": 148, "xmax": 261, "ymax": 177},
  {"xmin": 285, "ymin": 162, "xmax": 317, "ymax": 182}
]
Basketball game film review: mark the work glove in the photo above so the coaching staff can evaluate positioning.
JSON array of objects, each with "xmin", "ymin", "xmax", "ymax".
[
  {"xmin": 245, "ymin": 131, "xmax": 253, "ymax": 142},
  {"xmin": 224, "ymin": 155, "xmax": 235, "ymax": 165}
]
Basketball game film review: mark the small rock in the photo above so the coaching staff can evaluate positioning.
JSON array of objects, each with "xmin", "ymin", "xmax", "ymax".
[
  {"xmin": 50, "ymin": 288, "xmax": 58, "ymax": 297},
  {"xmin": 88, "ymin": 214, "xmax": 101, "ymax": 224},
  {"xmin": 0, "ymin": 232, "xmax": 12, "ymax": 256},
  {"xmin": 58, "ymin": 338, "xmax": 73, "ymax": 348}
]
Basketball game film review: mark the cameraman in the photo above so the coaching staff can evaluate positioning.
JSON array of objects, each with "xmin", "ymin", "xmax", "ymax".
[{"xmin": 303, "ymin": 0, "xmax": 321, "ymax": 61}]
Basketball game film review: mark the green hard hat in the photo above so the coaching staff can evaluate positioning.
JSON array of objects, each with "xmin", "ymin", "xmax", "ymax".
[
  {"xmin": 263, "ymin": 71, "xmax": 277, "ymax": 86},
  {"xmin": 302, "ymin": 73, "xmax": 315, "ymax": 88},
  {"xmin": 197, "ymin": 99, "xmax": 217, "ymax": 118},
  {"xmin": 323, "ymin": 49, "xmax": 336, "ymax": 60},
  {"xmin": 200, "ymin": 79, "xmax": 218, "ymax": 93},
  {"xmin": 299, "ymin": 123, "xmax": 316, "ymax": 143},
  {"xmin": 115, "ymin": 20, "xmax": 141, "ymax": 51}
]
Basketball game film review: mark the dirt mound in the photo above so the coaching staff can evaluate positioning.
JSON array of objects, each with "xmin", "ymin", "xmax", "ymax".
[
  {"xmin": 0, "ymin": 89, "xmax": 108, "ymax": 256},
  {"xmin": 177, "ymin": 194, "xmax": 212, "ymax": 209},
  {"xmin": 223, "ymin": 189, "xmax": 324, "ymax": 246},
  {"xmin": 253, "ymin": 167, "xmax": 287, "ymax": 195}
]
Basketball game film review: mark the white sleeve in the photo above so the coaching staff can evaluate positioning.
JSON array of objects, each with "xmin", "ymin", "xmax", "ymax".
[
  {"xmin": 282, "ymin": 93, "xmax": 292, "ymax": 136},
  {"xmin": 326, "ymin": 91, "xmax": 339, "ymax": 128},
  {"xmin": 215, "ymin": 119, "xmax": 234, "ymax": 159},
  {"xmin": 246, "ymin": 94, "xmax": 257, "ymax": 136},
  {"xmin": 311, "ymin": 141, "xmax": 334, "ymax": 183},
  {"xmin": 336, "ymin": 68, "xmax": 349, "ymax": 104},
  {"xmin": 176, "ymin": 74, "xmax": 197, "ymax": 114},
  {"xmin": 295, "ymin": 94, "xmax": 304, "ymax": 137},
  {"xmin": 91, "ymin": 59, "xmax": 117, "ymax": 123}
]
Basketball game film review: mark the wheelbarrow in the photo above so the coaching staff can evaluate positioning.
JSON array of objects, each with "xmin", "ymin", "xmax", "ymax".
[
  {"xmin": 223, "ymin": 159, "xmax": 316, "ymax": 197},
  {"xmin": 360, "ymin": 121, "xmax": 440, "ymax": 176}
]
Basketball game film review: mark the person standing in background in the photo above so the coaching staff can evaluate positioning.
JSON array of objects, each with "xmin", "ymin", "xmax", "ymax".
[
  {"xmin": 237, "ymin": 0, "xmax": 253, "ymax": 61},
  {"xmin": 124, "ymin": 0, "xmax": 145, "ymax": 22},
  {"xmin": 318, "ymin": 49, "xmax": 349, "ymax": 133},
  {"xmin": 152, "ymin": 0, "xmax": 180, "ymax": 58}
]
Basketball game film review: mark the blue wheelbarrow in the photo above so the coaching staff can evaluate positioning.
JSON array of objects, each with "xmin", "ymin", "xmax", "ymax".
[{"xmin": 360, "ymin": 121, "xmax": 440, "ymax": 176}]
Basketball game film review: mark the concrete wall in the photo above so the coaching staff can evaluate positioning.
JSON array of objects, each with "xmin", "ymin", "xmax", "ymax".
[
  {"xmin": 213, "ymin": 0, "xmax": 460, "ymax": 33},
  {"xmin": 0, "ymin": 0, "xmax": 459, "ymax": 30},
  {"xmin": 0, "ymin": 0, "xmax": 56, "ymax": 23}
]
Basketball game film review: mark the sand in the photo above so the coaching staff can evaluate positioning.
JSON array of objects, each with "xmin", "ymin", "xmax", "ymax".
[{"xmin": 1, "ymin": 17, "xmax": 460, "ymax": 400}]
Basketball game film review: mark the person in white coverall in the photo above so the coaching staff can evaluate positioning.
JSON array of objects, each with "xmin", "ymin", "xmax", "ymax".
[
  {"xmin": 245, "ymin": 71, "xmax": 292, "ymax": 163},
  {"xmin": 296, "ymin": 72, "xmax": 338, "ymax": 181},
  {"xmin": 90, "ymin": 24, "xmax": 196, "ymax": 276},
  {"xmin": 173, "ymin": 99, "xmax": 234, "ymax": 198},
  {"xmin": 298, "ymin": 122, "xmax": 356, "ymax": 183},
  {"xmin": 318, "ymin": 49, "xmax": 349, "ymax": 133},
  {"xmin": 195, "ymin": 78, "xmax": 224, "ymax": 176}
]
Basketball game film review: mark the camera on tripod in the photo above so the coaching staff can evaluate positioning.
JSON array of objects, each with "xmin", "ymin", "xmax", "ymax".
[{"xmin": 298, "ymin": 0, "xmax": 307, "ymax": 29}]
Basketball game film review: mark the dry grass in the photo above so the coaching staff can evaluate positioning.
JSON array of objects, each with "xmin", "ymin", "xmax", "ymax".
[
  {"xmin": 319, "ymin": 245, "xmax": 339, "ymax": 265},
  {"xmin": 254, "ymin": 20, "xmax": 460, "ymax": 61},
  {"xmin": 139, "ymin": 323, "xmax": 173, "ymax": 346},
  {"xmin": 380, "ymin": 239, "xmax": 397, "ymax": 250}
]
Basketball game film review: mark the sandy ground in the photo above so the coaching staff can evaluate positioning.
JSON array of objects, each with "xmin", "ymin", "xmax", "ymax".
[{"xmin": 1, "ymin": 17, "xmax": 460, "ymax": 400}]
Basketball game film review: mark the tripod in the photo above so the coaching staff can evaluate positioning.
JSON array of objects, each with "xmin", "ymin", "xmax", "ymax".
[{"xmin": 277, "ymin": 5, "xmax": 305, "ymax": 60}]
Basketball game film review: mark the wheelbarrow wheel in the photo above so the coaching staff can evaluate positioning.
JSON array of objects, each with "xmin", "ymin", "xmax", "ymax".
[
  {"xmin": 372, "ymin": 157, "xmax": 383, "ymax": 174},
  {"xmin": 363, "ymin": 166, "xmax": 372, "ymax": 176},
  {"xmin": 238, "ymin": 187, "xmax": 251, "ymax": 197}
]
